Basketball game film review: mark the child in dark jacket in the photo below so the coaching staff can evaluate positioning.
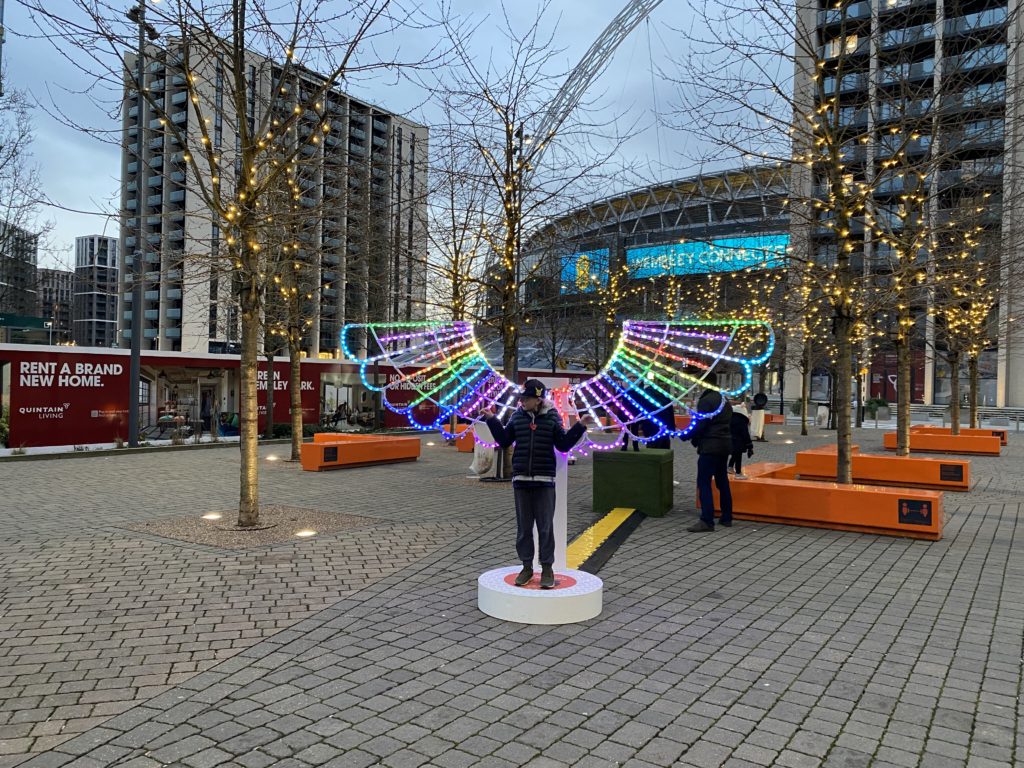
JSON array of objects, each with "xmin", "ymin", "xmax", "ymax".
[
  {"xmin": 687, "ymin": 389, "xmax": 734, "ymax": 532},
  {"xmin": 728, "ymin": 403, "xmax": 754, "ymax": 478},
  {"xmin": 483, "ymin": 379, "xmax": 588, "ymax": 589}
]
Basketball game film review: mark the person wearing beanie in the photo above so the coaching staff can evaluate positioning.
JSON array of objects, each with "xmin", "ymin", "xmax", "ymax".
[
  {"xmin": 481, "ymin": 379, "xmax": 588, "ymax": 589},
  {"xmin": 728, "ymin": 399, "xmax": 754, "ymax": 478}
]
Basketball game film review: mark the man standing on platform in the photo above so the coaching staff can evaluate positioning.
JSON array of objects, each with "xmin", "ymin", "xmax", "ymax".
[
  {"xmin": 481, "ymin": 380, "xmax": 588, "ymax": 589},
  {"xmin": 687, "ymin": 389, "xmax": 734, "ymax": 532}
]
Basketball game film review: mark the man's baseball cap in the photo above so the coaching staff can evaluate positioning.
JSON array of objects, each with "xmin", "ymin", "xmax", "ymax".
[{"xmin": 520, "ymin": 379, "xmax": 546, "ymax": 398}]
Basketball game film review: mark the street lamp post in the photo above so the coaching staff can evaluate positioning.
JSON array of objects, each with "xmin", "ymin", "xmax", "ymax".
[{"xmin": 126, "ymin": 1, "xmax": 159, "ymax": 447}]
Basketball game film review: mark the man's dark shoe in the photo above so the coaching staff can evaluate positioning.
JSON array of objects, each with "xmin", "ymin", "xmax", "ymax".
[
  {"xmin": 719, "ymin": 518, "xmax": 733, "ymax": 527},
  {"xmin": 514, "ymin": 566, "xmax": 534, "ymax": 586},
  {"xmin": 540, "ymin": 565, "xmax": 555, "ymax": 589},
  {"xmin": 687, "ymin": 520, "xmax": 715, "ymax": 532}
]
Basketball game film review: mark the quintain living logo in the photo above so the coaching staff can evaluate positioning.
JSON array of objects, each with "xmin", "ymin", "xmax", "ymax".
[
  {"xmin": 575, "ymin": 253, "xmax": 591, "ymax": 291},
  {"xmin": 19, "ymin": 403, "xmax": 70, "ymax": 420}
]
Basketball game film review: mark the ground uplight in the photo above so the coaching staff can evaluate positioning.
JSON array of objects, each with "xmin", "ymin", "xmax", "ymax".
[
  {"xmin": 295, "ymin": 529, "xmax": 317, "ymax": 538},
  {"xmin": 784, "ymin": 439, "xmax": 795, "ymax": 444},
  {"xmin": 426, "ymin": 441, "xmax": 436, "ymax": 446},
  {"xmin": 266, "ymin": 455, "xmax": 279, "ymax": 461},
  {"xmin": 202, "ymin": 512, "xmax": 222, "ymax": 521}
]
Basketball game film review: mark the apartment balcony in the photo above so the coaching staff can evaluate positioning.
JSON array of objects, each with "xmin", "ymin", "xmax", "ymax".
[
  {"xmin": 879, "ymin": 59, "xmax": 934, "ymax": 85},
  {"xmin": 126, "ymin": 199, "xmax": 138, "ymax": 211},
  {"xmin": 349, "ymin": 142, "xmax": 366, "ymax": 157},
  {"xmin": 144, "ymin": 309, "xmax": 159, "ymax": 320},
  {"xmin": 128, "ymin": 105, "xmax": 139, "ymax": 119},
  {"xmin": 148, "ymin": 117, "xmax": 164, "ymax": 130},
  {"xmin": 349, "ymin": 126, "xmax": 366, "ymax": 140},
  {"xmin": 170, "ymin": 90, "xmax": 188, "ymax": 106},
  {"xmin": 817, "ymin": 1, "xmax": 870, "ymax": 26},
  {"xmin": 126, "ymin": 181, "xmax": 138, "ymax": 192},
  {"xmin": 166, "ymin": 308, "xmax": 181, "ymax": 319},
  {"xmin": 372, "ymin": 118, "xmax": 388, "ymax": 132},
  {"xmin": 168, "ymin": 190, "xmax": 185, "ymax": 203},
  {"xmin": 822, "ymin": 72, "xmax": 869, "ymax": 96},
  {"xmin": 945, "ymin": 7, "xmax": 1007, "ymax": 37},
  {"xmin": 945, "ymin": 45, "xmax": 1007, "ymax": 75},
  {"xmin": 166, "ymin": 288, "xmax": 182, "ymax": 299},
  {"xmin": 148, "ymin": 136, "xmax": 164, "ymax": 150},
  {"xmin": 147, "ymin": 175, "xmax": 162, "ymax": 188},
  {"xmin": 146, "ymin": 193, "xmax": 162, "ymax": 207},
  {"xmin": 127, "ymin": 161, "xmax": 138, "ymax": 174},
  {"xmin": 171, "ymin": 73, "xmax": 186, "ymax": 86},
  {"xmin": 144, "ymin": 290, "xmax": 160, "ymax": 301},
  {"xmin": 144, "ymin": 328, "xmax": 159, "ymax": 339},
  {"xmin": 881, "ymin": 23, "xmax": 934, "ymax": 50},
  {"xmin": 165, "ymin": 327, "xmax": 181, "ymax": 338},
  {"xmin": 125, "ymin": 236, "xmax": 137, "ymax": 248},
  {"xmin": 167, "ymin": 269, "xmax": 182, "ymax": 281}
]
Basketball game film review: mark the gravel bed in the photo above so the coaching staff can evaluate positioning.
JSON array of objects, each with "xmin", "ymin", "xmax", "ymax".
[{"xmin": 125, "ymin": 504, "xmax": 382, "ymax": 549}]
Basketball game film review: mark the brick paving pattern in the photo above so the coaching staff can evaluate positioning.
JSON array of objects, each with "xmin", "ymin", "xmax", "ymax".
[{"xmin": 0, "ymin": 426, "xmax": 1021, "ymax": 767}]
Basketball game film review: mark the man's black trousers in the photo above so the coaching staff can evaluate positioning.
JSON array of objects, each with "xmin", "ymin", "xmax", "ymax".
[{"xmin": 513, "ymin": 483, "xmax": 556, "ymax": 566}]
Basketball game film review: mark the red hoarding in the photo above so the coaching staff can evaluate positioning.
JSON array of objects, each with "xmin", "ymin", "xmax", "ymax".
[{"xmin": 8, "ymin": 351, "xmax": 132, "ymax": 447}]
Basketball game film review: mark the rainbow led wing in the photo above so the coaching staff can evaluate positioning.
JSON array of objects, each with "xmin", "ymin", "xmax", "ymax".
[
  {"xmin": 341, "ymin": 321, "xmax": 519, "ymax": 431},
  {"xmin": 340, "ymin": 318, "xmax": 774, "ymax": 452},
  {"xmin": 568, "ymin": 319, "xmax": 775, "ymax": 445}
]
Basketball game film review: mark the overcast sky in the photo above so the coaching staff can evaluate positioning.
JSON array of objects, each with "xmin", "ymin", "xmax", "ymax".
[{"xmin": 7, "ymin": 0, "xmax": 686, "ymax": 270}]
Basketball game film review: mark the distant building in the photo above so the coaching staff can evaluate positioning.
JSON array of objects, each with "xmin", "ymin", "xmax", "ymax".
[
  {"xmin": 0, "ymin": 221, "xmax": 39, "ymax": 317},
  {"xmin": 37, "ymin": 268, "xmax": 74, "ymax": 343},
  {"xmin": 120, "ymin": 38, "xmax": 428, "ymax": 355},
  {"xmin": 73, "ymin": 235, "xmax": 120, "ymax": 348}
]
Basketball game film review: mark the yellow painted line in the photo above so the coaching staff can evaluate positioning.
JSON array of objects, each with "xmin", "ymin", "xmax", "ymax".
[{"xmin": 567, "ymin": 507, "xmax": 636, "ymax": 569}]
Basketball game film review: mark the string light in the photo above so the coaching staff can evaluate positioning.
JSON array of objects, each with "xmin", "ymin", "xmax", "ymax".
[{"xmin": 341, "ymin": 320, "xmax": 775, "ymax": 452}]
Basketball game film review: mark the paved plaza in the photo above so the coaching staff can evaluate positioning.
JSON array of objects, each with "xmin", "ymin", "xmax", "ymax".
[{"xmin": 0, "ymin": 426, "xmax": 1022, "ymax": 767}]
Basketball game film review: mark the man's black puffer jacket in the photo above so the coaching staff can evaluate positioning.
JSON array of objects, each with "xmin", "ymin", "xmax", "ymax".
[
  {"xmin": 688, "ymin": 390, "xmax": 733, "ymax": 456},
  {"xmin": 486, "ymin": 403, "xmax": 586, "ymax": 480}
]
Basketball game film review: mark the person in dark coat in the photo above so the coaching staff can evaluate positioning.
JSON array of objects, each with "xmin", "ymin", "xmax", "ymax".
[
  {"xmin": 687, "ymin": 389, "xmax": 734, "ymax": 532},
  {"xmin": 483, "ymin": 379, "xmax": 588, "ymax": 588},
  {"xmin": 728, "ymin": 401, "xmax": 754, "ymax": 478}
]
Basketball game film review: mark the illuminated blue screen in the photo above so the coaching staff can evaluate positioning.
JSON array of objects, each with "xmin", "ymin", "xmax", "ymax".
[
  {"xmin": 560, "ymin": 248, "xmax": 610, "ymax": 294},
  {"xmin": 626, "ymin": 234, "xmax": 789, "ymax": 277}
]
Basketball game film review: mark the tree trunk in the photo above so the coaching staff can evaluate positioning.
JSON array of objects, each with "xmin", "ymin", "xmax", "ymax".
[
  {"xmin": 800, "ymin": 339, "xmax": 811, "ymax": 436},
  {"xmin": 949, "ymin": 350, "xmax": 962, "ymax": 435},
  {"xmin": 289, "ymin": 332, "xmax": 302, "ymax": 462},
  {"xmin": 855, "ymin": 353, "xmax": 863, "ymax": 429},
  {"xmin": 264, "ymin": 352, "xmax": 275, "ymax": 440},
  {"xmin": 895, "ymin": 335, "xmax": 911, "ymax": 455},
  {"xmin": 238, "ymin": 286, "xmax": 261, "ymax": 528},
  {"xmin": 834, "ymin": 314, "xmax": 854, "ymax": 484},
  {"xmin": 968, "ymin": 355, "xmax": 979, "ymax": 429}
]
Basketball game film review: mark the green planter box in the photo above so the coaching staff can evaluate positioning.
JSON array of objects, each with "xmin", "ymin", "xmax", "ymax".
[{"xmin": 593, "ymin": 448, "xmax": 674, "ymax": 518}]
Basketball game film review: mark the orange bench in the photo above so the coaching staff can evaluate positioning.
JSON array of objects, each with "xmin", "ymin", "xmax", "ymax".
[
  {"xmin": 674, "ymin": 414, "xmax": 692, "ymax": 431},
  {"xmin": 911, "ymin": 425, "xmax": 1008, "ymax": 446},
  {"xmin": 441, "ymin": 424, "xmax": 475, "ymax": 452},
  {"xmin": 793, "ymin": 444, "xmax": 970, "ymax": 491},
  {"xmin": 302, "ymin": 433, "xmax": 421, "ymax": 471},
  {"xmin": 765, "ymin": 413, "xmax": 785, "ymax": 424},
  {"xmin": 883, "ymin": 431, "xmax": 1000, "ymax": 456},
  {"xmin": 701, "ymin": 462, "xmax": 943, "ymax": 540}
]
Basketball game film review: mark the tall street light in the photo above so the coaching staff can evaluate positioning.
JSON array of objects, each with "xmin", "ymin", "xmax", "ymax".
[{"xmin": 126, "ymin": 0, "xmax": 159, "ymax": 447}]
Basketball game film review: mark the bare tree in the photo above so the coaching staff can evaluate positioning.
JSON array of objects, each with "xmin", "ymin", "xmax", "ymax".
[
  {"xmin": 0, "ymin": 89, "xmax": 50, "ymax": 315},
  {"xmin": 668, "ymin": 0, "xmax": 1024, "ymax": 480},
  {"xmin": 26, "ymin": 0, "xmax": 439, "ymax": 525}
]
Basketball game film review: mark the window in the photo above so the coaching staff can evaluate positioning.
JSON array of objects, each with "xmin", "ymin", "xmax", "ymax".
[{"xmin": 825, "ymin": 34, "xmax": 860, "ymax": 58}]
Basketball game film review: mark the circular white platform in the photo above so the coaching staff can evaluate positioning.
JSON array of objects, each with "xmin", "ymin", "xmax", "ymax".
[{"xmin": 478, "ymin": 566, "xmax": 603, "ymax": 625}]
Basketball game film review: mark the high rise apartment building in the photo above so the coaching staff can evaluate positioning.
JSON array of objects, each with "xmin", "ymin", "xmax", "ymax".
[
  {"xmin": 119, "ymin": 39, "xmax": 428, "ymax": 355},
  {"xmin": 0, "ymin": 222, "xmax": 39, "ymax": 318},
  {"xmin": 37, "ymin": 268, "xmax": 73, "ymax": 344},
  {"xmin": 73, "ymin": 235, "xmax": 119, "ymax": 348},
  {"xmin": 793, "ymin": 0, "xmax": 1024, "ymax": 406}
]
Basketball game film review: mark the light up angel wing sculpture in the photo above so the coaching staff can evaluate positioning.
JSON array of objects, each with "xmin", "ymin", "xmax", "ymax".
[
  {"xmin": 568, "ymin": 319, "xmax": 774, "ymax": 452},
  {"xmin": 341, "ymin": 319, "xmax": 774, "ymax": 453},
  {"xmin": 341, "ymin": 321, "xmax": 520, "ymax": 432}
]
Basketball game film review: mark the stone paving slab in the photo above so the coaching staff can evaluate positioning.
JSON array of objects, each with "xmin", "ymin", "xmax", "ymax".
[{"xmin": 1, "ymin": 428, "xmax": 1022, "ymax": 766}]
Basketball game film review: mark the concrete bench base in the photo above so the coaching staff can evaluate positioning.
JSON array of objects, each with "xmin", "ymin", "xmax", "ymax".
[
  {"xmin": 701, "ymin": 462, "xmax": 943, "ymax": 540},
  {"xmin": 883, "ymin": 431, "xmax": 1000, "ymax": 455},
  {"xmin": 911, "ymin": 425, "xmax": 1008, "ymax": 446},
  {"xmin": 794, "ymin": 444, "xmax": 970, "ymax": 492},
  {"xmin": 302, "ymin": 433, "xmax": 421, "ymax": 471}
]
